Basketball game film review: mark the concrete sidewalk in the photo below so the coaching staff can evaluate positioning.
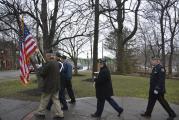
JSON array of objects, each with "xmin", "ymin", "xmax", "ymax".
[
  {"xmin": 0, "ymin": 70, "xmax": 19, "ymax": 82},
  {"xmin": 0, "ymin": 98, "xmax": 38, "ymax": 120},
  {"xmin": 0, "ymin": 97, "xmax": 179, "ymax": 120}
]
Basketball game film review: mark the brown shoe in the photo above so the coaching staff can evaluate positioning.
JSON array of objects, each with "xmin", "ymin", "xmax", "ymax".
[
  {"xmin": 34, "ymin": 111, "xmax": 45, "ymax": 117},
  {"xmin": 53, "ymin": 116, "xmax": 64, "ymax": 120}
]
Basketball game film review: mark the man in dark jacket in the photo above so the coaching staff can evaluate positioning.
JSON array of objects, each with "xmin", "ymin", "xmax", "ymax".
[
  {"xmin": 46, "ymin": 52, "xmax": 68, "ymax": 111},
  {"xmin": 91, "ymin": 58, "xmax": 123, "ymax": 118},
  {"xmin": 34, "ymin": 53, "xmax": 64, "ymax": 119},
  {"xmin": 141, "ymin": 57, "xmax": 176, "ymax": 120}
]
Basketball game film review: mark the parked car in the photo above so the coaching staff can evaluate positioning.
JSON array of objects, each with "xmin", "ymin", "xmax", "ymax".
[{"xmin": 72, "ymin": 63, "xmax": 83, "ymax": 70}]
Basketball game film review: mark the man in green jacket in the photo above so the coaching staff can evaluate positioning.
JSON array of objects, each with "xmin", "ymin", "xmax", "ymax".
[{"xmin": 34, "ymin": 53, "xmax": 64, "ymax": 119}]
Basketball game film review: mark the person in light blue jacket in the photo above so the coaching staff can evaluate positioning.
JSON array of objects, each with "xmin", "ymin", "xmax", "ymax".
[{"xmin": 61, "ymin": 55, "xmax": 76, "ymax": 104}]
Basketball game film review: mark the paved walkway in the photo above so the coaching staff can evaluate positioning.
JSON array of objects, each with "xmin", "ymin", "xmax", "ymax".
[
  {"xmin": 0, "ymin": 97, "xmax": 179, "ymax": 120},
  {"xmin": 0, "ymin": 70, "xmax": 19, "ymax": 82}
]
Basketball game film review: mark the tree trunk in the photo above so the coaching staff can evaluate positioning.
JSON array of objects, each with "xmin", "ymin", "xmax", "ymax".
[
  {"xmin": 144, "ymin": 38, "xmax": 147, "ymax": 74},
  {"xmin": 40, "ymin": 0, "xmax": 60, "ymax": 53},
  {"xmin": 92, "ymin": 0, "xmax": 99, "ymax": 76},
  {"xmin": 168, "ymin": 51, "xmax": 173, "ymax": 77},
  {"xmin": 167, "ymin": 6, "xmax": 178, "ymax": 77},
  {"xmin": 90, "ymin": 34, "xmax": 93, "ymax": 70},
  {"xmin": 160, "ymin": 9, "xmax": 166, "ymax": 67},
  {"xmin": 168, "ymin": 35, "xmax": 175, "ymax": 77},
  {"xmin": 13, "ymin": 39, "xmax": 17, "ymax": 69},
  {"xmin": 48, "ymin": 0, "xmax": 59, "ymax": 51},
  {"xmin": 115, "ymin": 0, "xmax": 140, "ymax": 74},
  {"xmin": 73, "ymin": 58, "xmax": 78, "ymax": 75},
  {"xmin": 116, "ymin": 0, "xmax": 124, "ymax": 74},
  {"xmin": 117, "ymin": 46, "xmax": 125, "ymax": 74},
  {"xmin": 40, "ymin": 0, "xmax": 49, "ymax": 53}
]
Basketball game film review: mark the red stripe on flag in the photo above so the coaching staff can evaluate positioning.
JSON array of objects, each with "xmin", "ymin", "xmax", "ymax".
[
  {"xmin": 19, "ymin": 43, "xmax": 30, "ymax": 84},
  {"xmin": 25, "ymin": 41, "xmax": 36, "ymax": 52},
  {"xmin": 26, "ymin": 46, "xmax": 37, "ymax": 59},
  {"xmin": 18, "ymin": 18, "xmax": 38, "ymax": 85},
  {"xmin": 24, "ymin": 36, "xmax": 33, "ymax": 45}
]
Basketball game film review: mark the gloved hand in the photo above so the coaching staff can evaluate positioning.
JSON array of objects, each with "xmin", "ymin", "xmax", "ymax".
[
  {"xmin": 154, "ymin": 90, "xmax": 158, "ymax": 95},
  {"xmin": 93, "ymin": 76, "xmax": 97, "ymax": 82}
]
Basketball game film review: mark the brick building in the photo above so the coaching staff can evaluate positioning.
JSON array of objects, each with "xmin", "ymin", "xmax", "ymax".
[{"xmin": 0, "ymin": 41, "xmax": 18, "ymax": 70}]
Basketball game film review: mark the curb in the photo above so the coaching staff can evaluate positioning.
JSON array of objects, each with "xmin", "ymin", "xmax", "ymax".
[{"xmin": 21, "ymin": 110, "xmax": 35, "ymax": 120}]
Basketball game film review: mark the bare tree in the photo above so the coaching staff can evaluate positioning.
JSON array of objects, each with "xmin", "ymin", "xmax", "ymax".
[
  {"xmin": 58, "ymin": 35, "xmax": 89, "ymax": 75},
  {"xmin": 98, "ymin": 0, "xmax": 141, "ymax": 74},
  {"xmin": 0, "ymin": 0, "xmax": 91, "ymax": 54},
  {"xmin": 55, "ymin": 11, "xmax": 92, "ymax": 75},
  {"xmin": 166, "ymin": 2, "xmax": 179, "ymax": 76},
  {"xmin": 147, "ymin": 0, "xmax": 178, "ymax": 67}
]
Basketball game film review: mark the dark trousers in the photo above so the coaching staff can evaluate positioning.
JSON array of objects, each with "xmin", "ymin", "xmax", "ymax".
[
  {"xmin": 146, "ymin": 92, "xmax": 176, "ymax": 117},
  {"xmin": 95, "ymin": 97, "xmax": 123, "ymax": 116},
  {"xmin": 59, "ymin": 86, "xmax": 68, "ymax": 108},
  {"xmin": 66, "ymin": 80, "xmax": 75, "ymax": 101}
]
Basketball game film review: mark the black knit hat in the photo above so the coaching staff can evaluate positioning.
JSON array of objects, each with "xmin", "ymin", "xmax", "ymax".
[
  {"xmin": 61, "ymin": 55, "xmax": 67, "ymax": 59},
  {"xmin": 151, "ymin": 56, "xmax": 160, "ymax": 60},
  {"xmin": 98, "ymin": 58, "xmax": 106, "ymax": 63}
]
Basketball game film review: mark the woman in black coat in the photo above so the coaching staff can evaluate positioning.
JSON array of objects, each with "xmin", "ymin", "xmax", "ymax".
[{"xmin": 91, "ymin": 59, "xmax": 123, "ymax": 118}]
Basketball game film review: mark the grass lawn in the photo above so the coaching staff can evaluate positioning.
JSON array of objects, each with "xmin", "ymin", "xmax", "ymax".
[{"xmin": 0, "ymin": 72, "xmax": 179, "ymax": 104}]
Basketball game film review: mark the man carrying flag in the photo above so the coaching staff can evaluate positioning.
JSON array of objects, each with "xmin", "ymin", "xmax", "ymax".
[
  {"xmin": 18, "ymin": 18, "xmax": 64, "ymax": 119},
  {"xmin": 18, "ymin": 17, "xmax": 38, "ymax": 84}
]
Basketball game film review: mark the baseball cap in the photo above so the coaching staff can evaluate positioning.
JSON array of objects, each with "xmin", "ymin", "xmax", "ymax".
[{"xmin": 56, "ymin": 52, "xmax": 61, "ymax": 57}]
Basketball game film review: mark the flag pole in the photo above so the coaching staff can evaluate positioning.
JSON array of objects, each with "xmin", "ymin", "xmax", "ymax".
[{"xmin": 38, "ymin": 50, "xmax": 46, "ymax": 63}]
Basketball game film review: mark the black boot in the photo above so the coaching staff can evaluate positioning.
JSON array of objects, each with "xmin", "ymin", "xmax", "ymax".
[
  {"xmin": 167, "ymin": 114, "xmax": 177, "ymax": 120},
  {"xmin": 140, "ymin": 112, "xmax": 151, "ymax": 118},
  {"xmin": 91, "ymin": 113, "xmax": 101, "ymax": 118},
  {"xmin": 68, "ymin": 99, "xmax": 76, "ymax": 104},
  {"xmin": 118, "ymin": 109, "xmax": 124, "ymax": 117},
  {"xmin": 62, "ymin": 106, "xmax": 68, "ymax": 111}
]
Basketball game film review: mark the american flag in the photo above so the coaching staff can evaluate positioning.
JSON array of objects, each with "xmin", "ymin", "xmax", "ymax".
[{"xmin": 19, "ymin": 18, "xmax": 37, "ymax": 84}]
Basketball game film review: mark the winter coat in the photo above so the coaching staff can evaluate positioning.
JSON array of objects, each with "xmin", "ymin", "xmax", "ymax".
[
  {"xmin": 150, "ymin": 64, "xmax": 166, "ymax": 94},
  {"xmin": 94, "ymin": 65, "xmax": 113, "ymax": 99},
  {"xmin": 38, "ymin": 61, "xmax": 61, "ymax": 93},
  {"xmin": 62, "ymin": 60, "xmax": 72, "ymax": 81}
]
